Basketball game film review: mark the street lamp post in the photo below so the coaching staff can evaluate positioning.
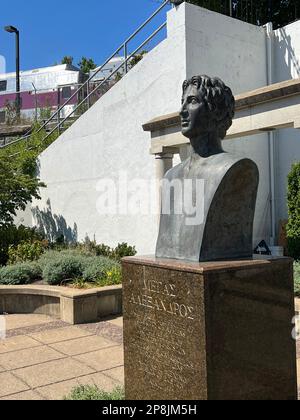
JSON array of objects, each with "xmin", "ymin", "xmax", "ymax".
[{"xmin": 4, "ymin": 25, "xmax": 21, "ymax": 122}]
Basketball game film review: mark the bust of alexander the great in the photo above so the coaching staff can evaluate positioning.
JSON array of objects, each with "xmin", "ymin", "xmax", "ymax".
[{"xmin": 156, "ymin": 75, "xmax": 259, "ymax": 262}]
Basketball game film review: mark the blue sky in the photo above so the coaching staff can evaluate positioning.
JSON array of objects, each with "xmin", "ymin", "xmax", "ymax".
[{"xmin": 0, "ymin": 0, "xmax": 171, "ymax": 73}]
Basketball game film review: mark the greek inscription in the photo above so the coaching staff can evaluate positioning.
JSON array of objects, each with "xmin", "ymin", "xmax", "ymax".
[
  {"xmin": 136, "ymin": 317, "xmax": 188, "ymax": 340},
  {"xmin": 129, "ymin": 292, "xmax": 195, "ymax": 321},
  {"xmin": 143, "ymin": 279, "xmax": 176, "ymax": 298},
  {"xmin": 127, "ymin": 276, "xmax": 201, "ymax": 393},
  {"xmin": 138, "ymin": 360, "xmax": 188, "ymax": 390}
]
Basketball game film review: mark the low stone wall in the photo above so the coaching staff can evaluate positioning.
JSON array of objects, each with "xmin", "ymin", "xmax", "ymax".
[{"xmin": 0, "ymin": 285, "xmax": 122, "ymax": 325}]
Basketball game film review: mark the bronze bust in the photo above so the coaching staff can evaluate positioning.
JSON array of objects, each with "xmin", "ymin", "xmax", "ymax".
[{"xmin": 156, "ymin": 75, "xmax": 259, "ymax": 262}]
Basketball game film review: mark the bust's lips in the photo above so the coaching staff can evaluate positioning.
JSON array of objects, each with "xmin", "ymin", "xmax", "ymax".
[{"xmin": 181, "ymin": 120, "xmax": 190, "ymax": 127}]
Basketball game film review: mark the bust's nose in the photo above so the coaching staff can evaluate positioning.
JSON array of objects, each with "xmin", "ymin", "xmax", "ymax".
[{"xmin": 180, "ymin": 102, "xmax": 188, "ymax": 118}]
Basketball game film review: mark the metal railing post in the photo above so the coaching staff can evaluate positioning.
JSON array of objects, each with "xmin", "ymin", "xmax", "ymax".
[
  {"xmin": 57, "ymin": 87, "xmax": 61, "ymax": 135},
  {"xmin": 32, "ymin": 83, "xmax": 38, "ymax": 123},
  {"xmin": 124, "ymin": 42, "xmax": 128, "ymax": 74},
  {"xmin": 87, "ymin": 82, "xmax": 90, "ymax": 109}
]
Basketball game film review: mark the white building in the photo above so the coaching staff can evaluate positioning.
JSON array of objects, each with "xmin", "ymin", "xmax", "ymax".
[
  {"xmin": 0, "ymin": 64, "xmax": 85, "ymax": 122},
  {"xmin": 21, "ymin": 3, "xmax": 300, "ymax": 254},
  {"xmin": 90, "ymin": 57, "xmax": 125, "ymax": 82}
]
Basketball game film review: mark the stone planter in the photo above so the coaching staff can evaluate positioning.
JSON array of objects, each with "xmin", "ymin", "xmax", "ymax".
[{"xmin": 0, "ymin": 284, "xmax": 122, "ymax": 324}]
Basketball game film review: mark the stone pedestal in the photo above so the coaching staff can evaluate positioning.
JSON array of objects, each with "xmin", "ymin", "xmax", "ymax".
[{"xmin": 122, "ymin": 256, "xmax": 297, "ymax": 400}]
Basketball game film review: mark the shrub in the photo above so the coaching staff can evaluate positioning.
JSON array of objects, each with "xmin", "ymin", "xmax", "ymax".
[
  {"xmin": 94, "ymin": 266, "xmax": 122, "ymax": 287},
  {"xmin": 295, "ymin": 262, "xmax": 300, "ymax": 297},
  {"xmin": 0, "ymin": 262, "xmax": 42, "ymax": 285},
  {"xmin": 8, "ymin": 239, "xmax": 48, "ymax": 265},
  {"xmin": 93, "ymin": 242, "xmax": 137, "ymax": 261},
  {"xmin": 288, "ymin": 238, "xmax": 300, "ymax": 262},
  {"xmin": 73, "ymin": 238, "xmax": 104, "ymax": 256},
  {"xmin": 95, "ymin": 243, "xmax": 113, "ymax": 258},
  {"xmin": 64, "ymin": 385, "xmax": 125, "ymax": 401},
  {"xmin": 0, "ymin": 241, "xmax": 131, "ymax": 287},
  {"xmin": 82, "ymin": 256, "xmax": 120, "ymax": 283},
  {"xmin": 287, "ymin": 162, "xmax": 300, "ymax": 260},
  {"xmin": 43, "ymin": 254, "xmax": 86, "ymax": 285},
  {"xmin": 0, "ymin": 225, "xmax": 43, "ymax": 266},
  {"xmin": 26, "ymin": 262, "xmax": 43, "ymax": 280},
  {"xmin": 112, "ymin": 243, "xmax": 137, "ymax": 261},
  {"xmin": 34, "ymin": 250, "xmax": 63, "ymax": 270},
  {"xmin": 72, "ymin": 278, "xmax": 88, "ymax": 289},
  {"xmin": 38, "ymin": 249, "xmax": 94, "ymax": 270}
]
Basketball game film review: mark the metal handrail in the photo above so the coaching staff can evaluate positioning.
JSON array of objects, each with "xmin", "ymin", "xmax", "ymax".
[
  {"xmin": 0, "ymin": 88, "xmax": 55, "ymax": 95},
  {"xmin": 0, "ymin": 0, "xmax": 170, "ymax": 151},
  {"xmin": 43, "ymin": 22, "xmax": 167, "ymax": 142},
  {"xmin": 0, "ymin": 82, "xmax": 89, "ymax": 96}
]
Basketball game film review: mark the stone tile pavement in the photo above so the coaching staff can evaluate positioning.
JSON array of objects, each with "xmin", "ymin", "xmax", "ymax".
[
  {"xmin": 0, "ymin": 314, "xmax": 124, "ymax": 400},
  {"xmin": 0, "ymin": 314, "xmax": 299, "ymax": 400}
]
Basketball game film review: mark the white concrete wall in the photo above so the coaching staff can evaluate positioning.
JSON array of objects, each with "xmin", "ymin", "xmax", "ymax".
[
  {"xmin": 25, "ymin": 2, "xmax": 300, "ymax": 253},
  {"xmin": 184, "ymin": 5, "xmax": 268, "ymax": 92},
  {"xmin": 274, "ymin": 21, "xmax": 300, "ymax": 82},
  {"xmin": 274, "ymin": 22, "xmax": 300, "ymax": 226},
  {"xmin": 183, "ymin": 4, "xmax": 271, "ymax": 246},
  {"xmin": 31, "ymin": 5, "xmax": 187, "ymax": 254}
]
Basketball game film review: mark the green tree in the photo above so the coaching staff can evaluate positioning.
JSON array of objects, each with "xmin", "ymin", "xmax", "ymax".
[
  {"xmin": 129, "ymin": 50, "xmax": 148, "ymax": 69},
  {"xmin": 0, "ymin": 145, "xmax": 45, "ymax": 228},
  {"xmin": 61, "ymin": 56, "xmax": 74, "ymax": 66},
  {"xmin": 78, "ymin": 57, "xmax": 97, "ymax": 74},
  {"xmin": 287, "ymin": 162, "xmax": 300, "ymax": 260}
]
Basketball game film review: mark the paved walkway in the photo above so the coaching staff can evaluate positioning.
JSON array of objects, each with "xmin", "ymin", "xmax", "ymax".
[
  {"xmin": 0, "ymin": 314, "xmax": 299, "ymax": 400},
  {"xmin": 0, "ymin": 314, "xmax": 124, "ymax": 400}
]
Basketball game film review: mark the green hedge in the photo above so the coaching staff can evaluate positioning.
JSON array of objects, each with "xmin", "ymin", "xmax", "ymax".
[
  {"xmin": 38, "ymin": 249, "xmax": 94, "ymax": 270},
  {"xmin": 77, "ymin": 241, "xmax": 137, "ymax": 261},
  {"xmin": 287, "ymin": 162, "xmax": 300, "ymax": 260},
  {"xmin": 0, "ymin": 225, "xmax": 44, "ymax": 266},
  {"xmin": 43, "ymin": 254, "xmax": 87, "ymax": 285},
  {"xmin": 8, "ymin": 239, "xmax": 48, "ymax": 265},
  {"xmin": 0, "ymin": 241, "xmax": 135, "ymax": 287},
  {"xmin": 295, "ymin": 262, "xmax": 300, "ymax": 297},
  {"xmin": 0, "ymin": 262, "xmax": 42, "ymax": 285},
  {"xmin": 82, "ymin": 257, "xmax": 120, "ymax": 282},
  {"xmin": 42, "ymin": 252, "xmax": 122, "ymax": 286}
]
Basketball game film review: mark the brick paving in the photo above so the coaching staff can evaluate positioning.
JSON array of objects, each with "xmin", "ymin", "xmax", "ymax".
[{"xmin": 0, "ymin": 314, "xmax": 124, "ymax": 400}]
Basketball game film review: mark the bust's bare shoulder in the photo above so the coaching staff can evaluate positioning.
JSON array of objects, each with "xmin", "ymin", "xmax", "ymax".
[
  {"xmin": 164, "ymin": 153, "xmax": 257, "ymax": 181},
  {"xmin": 164, "ymin": 159, "xmax": 189, "ymax": 181}
]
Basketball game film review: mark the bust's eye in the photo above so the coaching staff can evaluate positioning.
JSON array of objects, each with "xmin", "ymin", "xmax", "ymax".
[{"xmin": 191, "ymin": 97, "xmax": 199, "ymax": 104}]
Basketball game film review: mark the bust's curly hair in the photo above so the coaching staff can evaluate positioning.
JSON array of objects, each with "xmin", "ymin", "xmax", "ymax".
[{"xmin": 182, "ymin": 75, "xmax": 235, "ymax": 139}]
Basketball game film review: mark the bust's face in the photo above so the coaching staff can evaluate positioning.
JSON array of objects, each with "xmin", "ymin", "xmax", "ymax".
[{"xmin": 180, "ymin": 84, "xmax": 209, "ymax": 139}]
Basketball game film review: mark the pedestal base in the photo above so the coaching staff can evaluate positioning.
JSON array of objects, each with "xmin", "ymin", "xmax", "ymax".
[{"xmin": 122, "ymin": 256, "xmax": 297, "ymax": 400}]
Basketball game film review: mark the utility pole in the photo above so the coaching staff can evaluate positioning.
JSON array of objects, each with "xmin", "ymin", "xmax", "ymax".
[{"xmin": 4, "ymin": 26, "xmax": 21, "ymax": 122}]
